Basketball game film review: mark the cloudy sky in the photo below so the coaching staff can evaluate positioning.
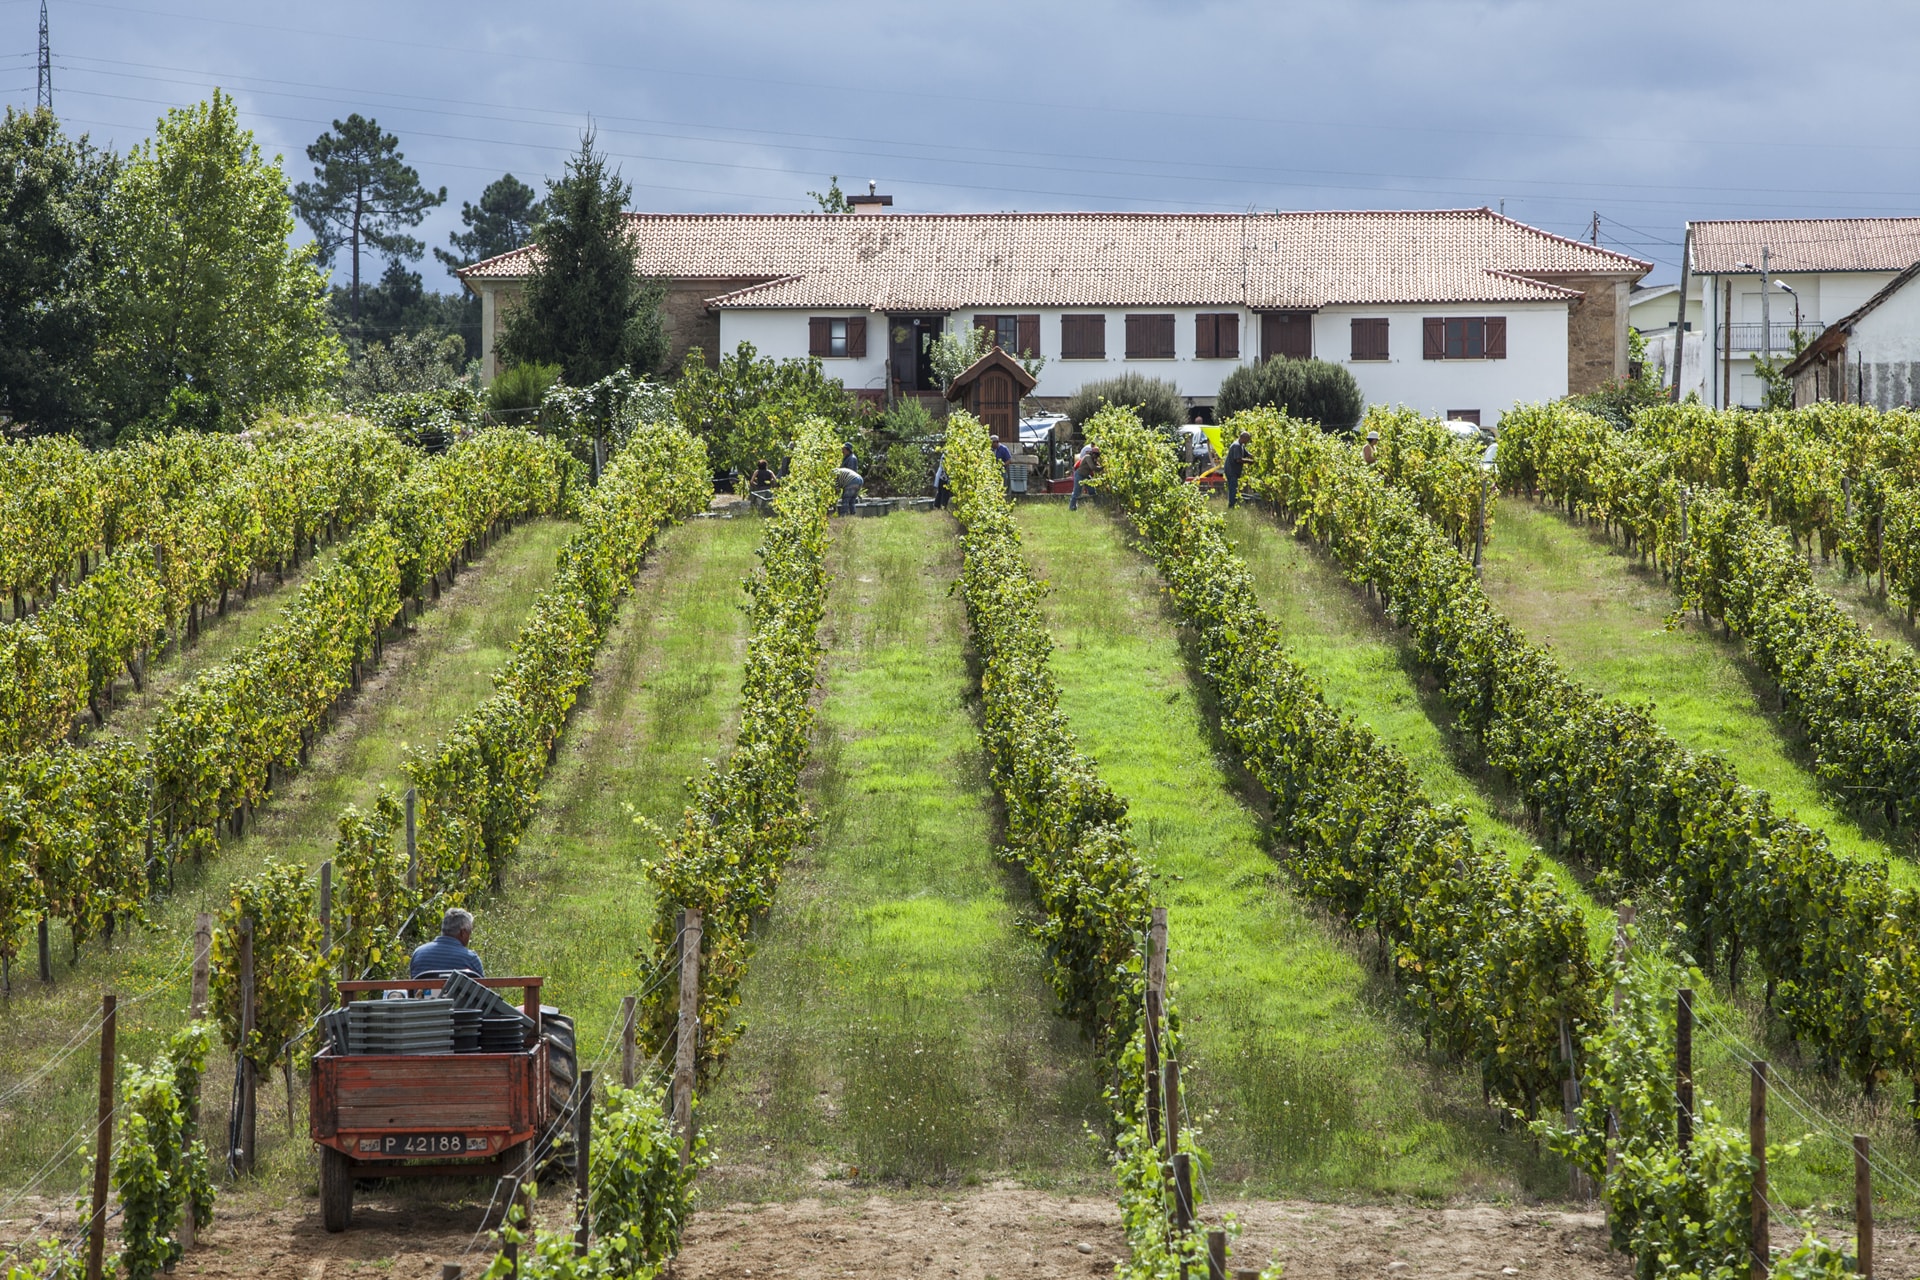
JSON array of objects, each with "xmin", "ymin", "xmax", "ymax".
[{"xmin": 7, "ymin": 0, "xmax": 1918, "ymax": 290}]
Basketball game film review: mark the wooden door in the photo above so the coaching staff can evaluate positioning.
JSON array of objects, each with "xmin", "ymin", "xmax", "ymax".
[
  {"xmin": 976, "ymin": 368, "xmax": 1020, "ymax": 441},
  {"xmin": 1261, "ymin": 311, "xmax": 1313, "ymax": 361}
]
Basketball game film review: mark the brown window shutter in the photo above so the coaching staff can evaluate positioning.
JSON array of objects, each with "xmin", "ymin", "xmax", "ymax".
[
  {"xmin": 1017, "ymin": 315, "xmax": 1040, "ymax": 358},
  {"xmin": 809, "ymin": 317, "xmax": 831, "ymax": 358},
  {"xmin": 1061, "ymin": 316, "xmax": 1081, "ymax": 359},
  {"xmin": 1422, "ymin": 317, "xmax": 1444, "ymax": 360},
  {"xmin": 1372, "ymin": 318, "xmax": 1388, "ymax": 360},
  {"xmin": 1157, "ymin": 315, "xmax": 1175, "ymax": 358},
  {"xmin": 1219, "ymin": 314, "xmax": 1239, "ymax": 358},
  {"xmin": 1484, "ymin": 316, "xmax": 1507, "ymax": 359},
  {"xmin": 1350, "ymin": 318, "xmax": 1367, "ymax": 361},
  {"xmin": 1125, "ymin": 314, "xmax": 1144, "ymax": 359},
  {"xmin": 1195, "ymin": 314, "xmax": 1216, "ymax": 359},
  {"xmin": 847, "ymin": 315, "xmax": 867, "ymax": 358},
  {"xmin": 975, "ymin": 316, "xmax": 998, "ymax": 343},
  {"xmin": 1088, "ymin": 314, "xmax": 1106, "ymax": 359}
]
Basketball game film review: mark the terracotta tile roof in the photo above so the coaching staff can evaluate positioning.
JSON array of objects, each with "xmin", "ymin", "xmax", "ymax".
[
  {"xmin": 1688, "ymin": 218, "xmax": 1920, "ymax": 275},
  {"xmin": 459, "ymin": 209, "xmax": 1647, "ymax": 310}
]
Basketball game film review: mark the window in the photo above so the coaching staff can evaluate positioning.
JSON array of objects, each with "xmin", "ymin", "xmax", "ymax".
[
  {"xmin": 1061, "ymin": 314, "xmax": 1106, "ymax": 360},
  {"xmin": 1125, "ymin": 314, "xmax": 1176, "ymax": 359},
  {"xmin": 1447, "ymin": 410, "xmax": 1481, "ymax": 426},
  {"xmin": 1349, "ymin": 317, "xmax": 1390, "ymax": 361},
  {"xmin": 973, "ymin": 314, "xmax": 1042, "ymax": 358},
  {"xmin": 808, "ymin": 315, "xmax": 866, "ymax": 358},
  {"xmin": 1421, "ymin": 316, "xmax": 1507, "ymax": 360},
  {"xmin": 1195, "ymin": 314, "xmax": 1240, "ymax": 359}
]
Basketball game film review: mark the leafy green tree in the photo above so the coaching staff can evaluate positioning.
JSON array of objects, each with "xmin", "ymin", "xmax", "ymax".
[
  {"xmin": 292, "ymin": 114, "xmax": 445, "ymax": 326},
  {"xmin": 498, "ymin": 132, "xmax": 667, "ymax": 383},
  {"xmin": 0, "ymin": 107, "xmax": 115, "ymax": 441},
  {"xmin": 435, "ymin": 172, "xmax": 544, "ymax": 273},
  {"xmin": 342, "ymin": 330, "xmax": 470, "ymax": 404},
  {"xmin": 99, "ymin": 91, "xmax": 342, "ymax": 435},
  {"xmin": 670, "ymin": 341, "xmax": 853, "ymax": 473},
  {"xmin": 807, "ymin": 175, "xmax": 851, "ymax": 213},
  {"xmin": 340, "ymin": 259, "xmax": 479, "ymax": 363}
]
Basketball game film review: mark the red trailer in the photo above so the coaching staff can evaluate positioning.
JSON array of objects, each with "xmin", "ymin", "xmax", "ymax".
[{"xmin": 310, "ymin": 977, "xmax": 571, "ymax": 1232}]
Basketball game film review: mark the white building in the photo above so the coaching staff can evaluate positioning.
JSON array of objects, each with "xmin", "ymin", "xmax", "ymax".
[
  {"xmin": 1785, "ymin": 260, "xmax": 1920, "ymax": 409},
  {"xmin": 459, "ymin": 208, "xmax": 1648, "ymax": 426},
  {"xmin": 1681, "ymin": 218, "xmax": 1920, "ymax": 409}
]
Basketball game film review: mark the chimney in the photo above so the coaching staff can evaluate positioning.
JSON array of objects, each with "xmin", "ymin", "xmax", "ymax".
[{"xmin": 848, "ymin": 180, "xmax": 893, "ymax": 213}]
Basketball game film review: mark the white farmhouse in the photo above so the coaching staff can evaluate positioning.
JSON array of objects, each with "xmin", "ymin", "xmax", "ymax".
[
  {"xmin": 1784, "ymin": 260, "xmax": 1920, "ymax": 409},
  {"xmin": 459, "ymin": 207, "xmax": 1647, "ymax": 426},
  {"xmin": 1680, "ymin": 217, "xmax": 1920, "ymax": 409}
]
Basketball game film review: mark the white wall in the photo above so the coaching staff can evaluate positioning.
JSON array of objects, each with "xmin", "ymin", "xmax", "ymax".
[
  {"xmin": 718, "ymin": 309, "xmax": 892, "ymax": 395},
  {"xmin": 1853, "ymin": 278, "xmax": 1920, "ymax": 364},
  {"xmin": 1315, "ymin": 304, "xmax": 1567, "ymax": 422},
  {"xmin": 721, "ymin": 301, "xmax": 1568, "ymax": 419}
]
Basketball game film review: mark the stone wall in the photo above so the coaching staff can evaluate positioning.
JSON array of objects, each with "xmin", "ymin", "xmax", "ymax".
[{"xmin": 1557, "ymin": 274, "xmax": 1635, "ymax": 396}]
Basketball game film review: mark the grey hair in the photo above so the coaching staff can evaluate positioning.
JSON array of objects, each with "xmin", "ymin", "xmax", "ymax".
[{"xmin": 442, "ymin": 907, "xmax": 474, "ymax": 937}]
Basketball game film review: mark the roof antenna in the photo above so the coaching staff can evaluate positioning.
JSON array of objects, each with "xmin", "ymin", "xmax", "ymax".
[
  {"xmin": 869, "ymin": 180, "xmax": 877, "ymax": 197},
  {"xmin": 1499, "ymin": 198, "xmax": 1505, "ymax": 217}
]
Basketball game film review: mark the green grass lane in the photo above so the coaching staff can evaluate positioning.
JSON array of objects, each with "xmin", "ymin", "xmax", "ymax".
[
  {"xmin": 488, "ymin": 517, "xmax": 762, "ymax": 1101},
  {"xmin": 1013, "ymin": 500, "xmax": 1561, "ymax": 1201},
  {"xmin": 1223, "ymin": 505, "xmax": 1615, "ymax": 952},
  {"xmin": 0, "ymin": 516, "xmax": 573, "ymax": 1194},
  {"xmin": 698, "ymin": 510, "xmax": 1107, "ymax": 1198},
  {"xmin": 1228, "ymin": 501, "xmax": 1920, "ymax": 1218},
  {"xmin": 1480, "ymin": 499, "xmax": 1919, "ymax": 884}
]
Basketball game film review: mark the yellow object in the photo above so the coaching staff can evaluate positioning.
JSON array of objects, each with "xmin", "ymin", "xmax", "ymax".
[{"xmin": 1204, "ymin": 426, "xmax": 1227, "ymax": 458}]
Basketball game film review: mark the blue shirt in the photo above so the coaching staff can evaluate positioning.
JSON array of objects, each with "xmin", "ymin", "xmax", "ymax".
[{"xmin": 409, "ymin": 934, "xmax": 484, "ymax": 979}]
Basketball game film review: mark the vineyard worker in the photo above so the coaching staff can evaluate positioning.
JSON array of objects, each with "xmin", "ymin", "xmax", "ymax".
[
  {"xmin": 932, "ymin": 456, "xmax": 951, "ymax": 509},
  {"xmin": 409, "ymin": 908, "xmax": 485, "ymax": 979},
  {"xmin": 1068, "ymin": 443, "xmax": 1100, "ymax": 511},
  {"xmin": 1223, "ymin": 430, "xmax": 1251, "ymax": 509},
  {"xmin": 833, "ymin": 465, "xmax": 864, "ymax": 515},
  {"xmin": 749, "ymin": 459, "xmax": 777, "ymax": 493},
  {"xmin": 1362, "ymin": 429, "xmax": 1380, "ymax": 466},
  {"xmin": 994, "ymin": 437, "xmax": 1013, "ymax": 493}
]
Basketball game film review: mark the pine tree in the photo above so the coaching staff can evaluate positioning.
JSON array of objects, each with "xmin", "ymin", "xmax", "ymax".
[
  {"xmin": 434, "ymin": 173, "xmax": 544, "ymax": 273},
  {"xmin": 498, "ymin": 132, "xmax": 666, "ymax": 382},
  {"xmin": 292, "ymin": 114, "xmax": 445, "ymax": 328}
]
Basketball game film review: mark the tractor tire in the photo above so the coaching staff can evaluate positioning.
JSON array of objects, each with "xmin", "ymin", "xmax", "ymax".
[
  {"xmin": 320, "ymin": 1146, "xmax": 353, "ymax": 1232},
  {"xmin": 538, "ymin": 1012, "xmax": 578, "ymax": 1180}
]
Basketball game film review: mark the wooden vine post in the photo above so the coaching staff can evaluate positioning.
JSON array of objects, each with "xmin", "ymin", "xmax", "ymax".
[
  {"xmin": 318, "ymin": 860, "xmax": 333, "ymax": 1011},
  {"xmin": 1206, "ymin": 1228, "xmax": 1226, "ymax": 1280},
  {"xmin": 673, "ymin": 908, "xmax": 703, "ymax": 1162},
  {"xmin": 183, "ymin": 913, "xmax": 211, "ymax": 1248},
  {"xmin": 1675, "ymin": 987, "xmax": 1693, "ymax": 1154},
  {"xmin": 1146, "ymin": 907, "xmax": 1167, "ymax": 1146},
  {"xmin": 1749, "ymin": 1060, "xmax": 1768, "ymax": 1280},
  {"xmin": 404, "ymin": 787, "xmax": 418, "ymax": 894},
  {"xmin": 1855, "ymin": 1134, "xmax": 1872, "ymax": 1279},
  {"xmin": 237, "ymin": 916, "xmax": 257, "ymax": 1175},
  {"xmin": 620, "ymin": 995, "xmax": 637, "ymax": 1089},
  {"xmin": 574, "ymin": 1069, "xmax": 594, "ymax": 1256},
  {"xmin": 84, "ymin": 992, "xmax": 116, "ymax": 1280},
  {"xmin": 1559, "ymin": 1016, "xmax": 1592, "ymax": 1200}
]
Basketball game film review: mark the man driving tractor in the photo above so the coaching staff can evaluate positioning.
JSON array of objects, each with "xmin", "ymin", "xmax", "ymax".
[{"xmin": 409, "ymin": 907, "xmax": 485, "ymax": 978}]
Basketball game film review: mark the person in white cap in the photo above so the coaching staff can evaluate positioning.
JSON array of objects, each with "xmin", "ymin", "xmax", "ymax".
[{"xmin": 1363, "ymin": 429, "xmax": 1379, "ymax": 466}]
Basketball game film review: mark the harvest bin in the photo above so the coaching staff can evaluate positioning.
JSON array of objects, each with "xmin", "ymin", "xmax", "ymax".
[{"xmin": 309, "ymin": 976, "xmax": 560, "ymax": 1233}]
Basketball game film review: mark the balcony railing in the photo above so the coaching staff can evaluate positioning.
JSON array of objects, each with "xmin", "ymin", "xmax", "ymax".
[{"xmin": 1725, "ymin": 321, "xmax": 1824, "ymax": 353}]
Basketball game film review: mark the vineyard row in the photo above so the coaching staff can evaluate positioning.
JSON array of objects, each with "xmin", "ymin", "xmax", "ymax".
[{"xmin": 1256, "ymin": 403, "xmax": 1920, "ymax": 1101}]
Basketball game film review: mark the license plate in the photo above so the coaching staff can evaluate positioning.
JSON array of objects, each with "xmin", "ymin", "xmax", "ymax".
[{"xmin": 356, "ymin": 1133, "xmax": 489, "ymax": 1156}]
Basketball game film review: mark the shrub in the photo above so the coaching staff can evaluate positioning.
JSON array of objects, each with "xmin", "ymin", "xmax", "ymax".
[
  {"xmin": 1064, "ymin": 374, "xmax": 1185, "ymax": 429},
  {"xmin": 878, "ymin": 441, "xmax": 932, "ymax": 496},
  {"xmin": 877, "ymin": 396, "xmax": 936, "ymax": 438},
  {"xmin": 1564, "ymin": 376, "xmax": 1666, "ymax": 430},
  {"xmin": 1215, "ymin": 357, "xmax": 1362, "ymax": 427},
  {"xmin": 488, "ymin": 361, "xmax": 562, "ymax": 424}
]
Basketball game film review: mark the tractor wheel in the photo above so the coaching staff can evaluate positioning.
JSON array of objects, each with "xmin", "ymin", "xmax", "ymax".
[{"xmin": 320, "ymin": 1146, "xmax": 353, "ymax": 1233}]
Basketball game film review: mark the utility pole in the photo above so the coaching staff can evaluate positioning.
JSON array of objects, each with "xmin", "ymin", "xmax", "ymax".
[
  {"xmin": 1760, "ymin": 246, "xmax": 1773, "ymax": 364},
  {"xmin": 36, "ymin": 0, "xmax": 52, "ymax": 112}
]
